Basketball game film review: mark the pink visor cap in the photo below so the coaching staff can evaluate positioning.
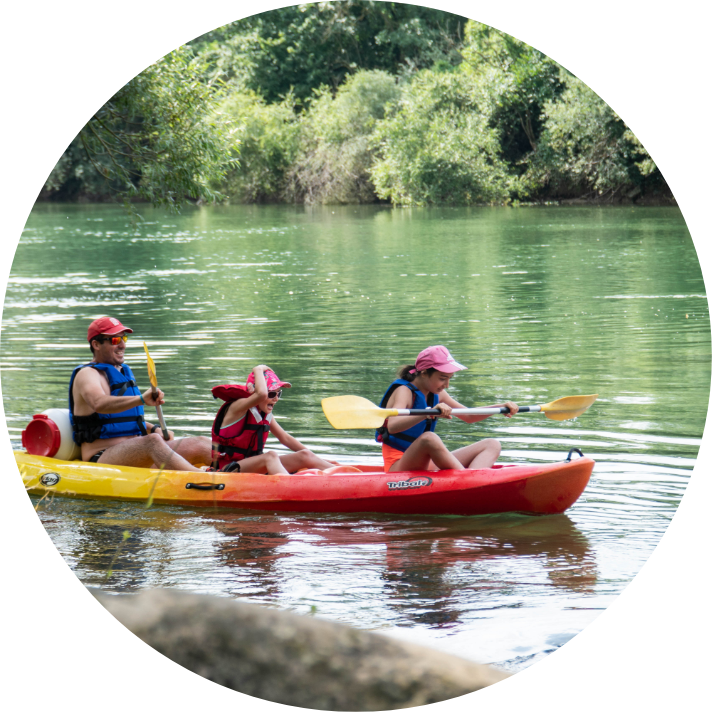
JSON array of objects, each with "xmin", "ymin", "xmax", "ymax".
[
  {"xmin": 246, "ymin": 369, "xmax": 292, "ymax": 391},
  {"xmin": 415, "ymin": 345, "xmax": 467, "ymax": 374}
]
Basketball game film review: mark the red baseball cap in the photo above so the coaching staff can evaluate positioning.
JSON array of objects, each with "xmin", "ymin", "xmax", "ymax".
[
  {"xmin": 415, "ymin": 345, "xmax": 467, "ymax": 374},
  {"xmin": 246, "ymin": 369, "xmax": 292, "ymax": 391},
  {"xmin": 87, "ymin": 316, "xmax": 133, "ymax": 343}
]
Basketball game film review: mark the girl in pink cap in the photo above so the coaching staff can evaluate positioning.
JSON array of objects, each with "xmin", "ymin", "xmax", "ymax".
[
  {"xmin": 376, "ymin": 346, "xmax": 519, "ymax": 472},
  {"xmin": 210, "ymin": 364, "xmax": 336, "ymax": 474}
]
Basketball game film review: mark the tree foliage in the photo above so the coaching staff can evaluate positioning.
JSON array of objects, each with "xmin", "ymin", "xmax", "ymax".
[
  {"xmin": 43, "ymin": 8, "xmax": 671, "ymax": 209},
  {"xmin": 190, "ymin": 1, "xmax": 466, "ymax": 104},
  {"xmin": 461, "ymin": 21, "xmax": 564, "ymax": 167},
  {"xmin": 370, "ymin": 70, "xmax": 516, "ymax": 205},
  {"xmin": 526, "ymin": 71, "xmax": 661, "ymax": 200},
  {"xmin": 220, "ymin": 91, "xmax": 303, "ymax": 203},
  {"xmin": 43, "ymin": 47, "xmax": 239, "ymax": 211},
  {"xmin": 287, "ymin": 70, "xmax": 401, "ymax": 204}
]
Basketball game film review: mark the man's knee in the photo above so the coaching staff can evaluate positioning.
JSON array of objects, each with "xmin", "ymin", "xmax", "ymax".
[{"xmin": 145, "ymin": 432, "xmax": 166, "ymax": 448}]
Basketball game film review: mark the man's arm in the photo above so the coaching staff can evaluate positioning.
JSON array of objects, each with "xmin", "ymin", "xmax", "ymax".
[{"xmin": 74, "ymin": 367, "xmax": 163, "ymax": 414}]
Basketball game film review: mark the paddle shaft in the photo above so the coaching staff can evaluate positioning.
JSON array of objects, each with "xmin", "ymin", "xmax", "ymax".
[
  {"xmin": 150, "ymin": 386, "xmax": 170, "ymax": 440},
  {"xmin": 395, "ymin": 406, "xmax": 541, "ymax": 416}
]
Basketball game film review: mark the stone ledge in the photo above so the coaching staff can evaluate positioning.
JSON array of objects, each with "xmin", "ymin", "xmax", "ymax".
[{"xmin": 91, "ymin": 587, "xmax": 509, "ymax": 710}]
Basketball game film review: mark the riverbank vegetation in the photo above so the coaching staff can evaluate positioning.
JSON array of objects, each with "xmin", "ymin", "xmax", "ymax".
[{"xmin": 41, "ymin": 2, "xmax": 671, "ymax": 209}]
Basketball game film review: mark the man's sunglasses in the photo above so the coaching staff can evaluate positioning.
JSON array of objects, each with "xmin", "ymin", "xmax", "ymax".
[
  {"xmin": 268, "ymin": 390, "xmax": 282, "ymax": 399},
  {"xmin": 96, "ymin": 334, "xmax": 129, "ymax": 345}
]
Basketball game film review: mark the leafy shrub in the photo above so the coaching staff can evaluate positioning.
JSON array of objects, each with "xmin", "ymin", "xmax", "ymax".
[
  {"xmin": 219, "ymin": 91, "xmax": 303, "ymax": 202},
  {"xmin": 370, "ymin": 70, "xmax": 517, "ymax": 205},
  {"xmin": 287, "ymin": 70, "xmax": 401, "ymax": 204},
  {"xmin": 526, "ymin": 71, "xmax": 661, "ymax": 200},
  {"xmin": 43, "ymin": 47, "xmax": 238, "ymax": 210},
  {"xmin": 460, "ymin": 21, "xmax": 564, "ymax": 169}
]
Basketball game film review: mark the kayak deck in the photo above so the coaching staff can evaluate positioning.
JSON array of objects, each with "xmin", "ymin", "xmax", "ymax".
[{"xmin": 17, "ymin": 451, "xmax": 594, "ymax": 516}]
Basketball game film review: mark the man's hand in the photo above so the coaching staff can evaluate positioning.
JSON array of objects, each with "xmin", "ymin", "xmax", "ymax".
[
  {"xmin": 145, "ymin": 422, "xmax": 175, "ymax": 440},
  {"xmin": 142, "ymin": 387, "xmax": 165, "ymax": 406}
]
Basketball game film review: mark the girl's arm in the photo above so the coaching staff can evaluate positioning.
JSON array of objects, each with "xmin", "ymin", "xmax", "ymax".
[
  {"xmin": 269, "ymin": 418, "xmax": 308, "ymax": 451},
  {"xmin": 223, "ymin": 365, "xmax": 270, "ymax": 423},
  {"xmin": 439, "ymin": 391, "xmax": 519, "ymax": 422},
  {"xmin": 386, "ymin": 385, "xmax": 453, "ymax": 434}
]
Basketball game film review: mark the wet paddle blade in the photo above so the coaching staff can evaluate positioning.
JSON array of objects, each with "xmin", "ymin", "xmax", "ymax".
[
  {"xmin": 540, "ymin": 394, "xmax": 598, "ymax": 421},
  {"xmin": 321, "ymin": 395, "xmax": 397, "ymax": 429},
  {"xmin": 143, "ymin": 342, "xmax": 158, "ymax": 389}
]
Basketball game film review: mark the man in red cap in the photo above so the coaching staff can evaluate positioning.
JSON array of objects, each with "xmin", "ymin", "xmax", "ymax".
[{"xmin": 69, "ymin": 316, "xmax": 211, "ymax": 471}]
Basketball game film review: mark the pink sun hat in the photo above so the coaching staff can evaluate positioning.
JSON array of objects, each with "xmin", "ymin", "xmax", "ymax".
[
  {"xmin": 246, "ymin": 369, "xmax": 292, "ymax": 391},
  {"xmin": 415, "ymin": 345, "xmax": 467, "ymax": 374}
]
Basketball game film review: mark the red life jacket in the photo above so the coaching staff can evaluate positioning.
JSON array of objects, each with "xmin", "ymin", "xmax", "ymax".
[{"xmin": 211, "ymin": 384, "xmax": 272, "ymax": 466}]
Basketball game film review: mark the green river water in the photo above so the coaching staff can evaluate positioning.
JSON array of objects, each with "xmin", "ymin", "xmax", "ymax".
[{"xmin": 3, "ymin": 202, "xmax": 708, "ymax": 671}]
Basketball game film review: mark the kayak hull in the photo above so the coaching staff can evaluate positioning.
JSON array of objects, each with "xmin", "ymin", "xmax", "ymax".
[{"xmin": 17, "ymin": 451, "xmax": 594, "ymax": 516}]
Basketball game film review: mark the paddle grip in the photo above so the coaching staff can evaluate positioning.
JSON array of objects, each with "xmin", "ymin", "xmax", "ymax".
[
  {"xmin": 151, "ymin": 386, "xmax": 170, "ymax": 440},
  {"xmin": 400, "ymin": 406, "xmax": 542, "ymax": 416}
]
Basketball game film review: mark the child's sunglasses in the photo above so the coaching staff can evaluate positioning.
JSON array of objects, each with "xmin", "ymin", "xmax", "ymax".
[{"xmin": 268, "ymin": 390, "xmax": 282, "ymax": 399}]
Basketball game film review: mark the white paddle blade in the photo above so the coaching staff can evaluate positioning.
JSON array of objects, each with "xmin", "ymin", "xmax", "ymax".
[
  {"xmin": 321, "ymin": 395, "xmax": 397, "ymax": 430},
  {"xmin": 541, "ymin": 394, "xmax": 598, "ymax": 421}
]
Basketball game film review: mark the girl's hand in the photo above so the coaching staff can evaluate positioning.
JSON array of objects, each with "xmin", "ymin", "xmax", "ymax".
[
  {"xmin": 254, "ymin": 364, "xmax": 269, "ymax": 372},
  {"xmin": 432, "ymin": 402, "xmax": 453, "ymax": 419},
  {"xmin": 502, "ymin": 401, "xmax": 519, "ymax": 418}
]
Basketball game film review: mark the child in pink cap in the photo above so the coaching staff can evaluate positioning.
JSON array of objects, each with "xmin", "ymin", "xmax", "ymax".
[
  {"xmin": 376, "ymin": 346, "xmax": 519, "ymax": 472},
  {"xmin": 211, "ymin": 364, "xmax": 336, "ymax": 474}
]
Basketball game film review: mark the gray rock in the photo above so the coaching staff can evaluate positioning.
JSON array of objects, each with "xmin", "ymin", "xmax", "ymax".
[{"xmin": 91, "ymin": 588, "xmax": 509, "ymax": 710}]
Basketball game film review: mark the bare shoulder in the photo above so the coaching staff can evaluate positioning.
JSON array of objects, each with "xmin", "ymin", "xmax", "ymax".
[
  {"xmin": 224, "ymin": 399, "xmax": 250, "ymax": 423},
  {"xmin": 74, "ymin": 365, "xmax": 107, "ymax": 389},
  {"xmin": 388, "ymin": 384, "xmax": 415, "ymax": 408},
  {"xmin": 224, "ymin": 391, "xmax": 265, "ymax": 422}
]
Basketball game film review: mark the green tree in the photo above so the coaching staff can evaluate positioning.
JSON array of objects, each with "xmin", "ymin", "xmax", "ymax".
[
  {"xmin": 370, "ymin": 70, "xmax": 517, "ymax": 206},
  {"xmin": 220, "ymin": 91, "xmax": 303, "ymax": 202},
  {"xmin": 527, "ymin": 71, "xmax": 662, "ymax": 200},
  {"xmin": 461, "ymin": 21, "xmax": 564, "ymax": 168},
  {"xmin": 43, "ymin": 47, "xmax": 239, "ymax": 211},
  {"xmin": 191, "ymin": 1, "xmax": 466, "ymax": 105},
  {"xmin": 287, "ymin": 70, "xmax": 401, "ymax": 203}
]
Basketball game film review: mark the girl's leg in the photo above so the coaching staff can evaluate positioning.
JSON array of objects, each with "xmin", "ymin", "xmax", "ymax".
[
  {"xmin": 227, "ymin": 450, "xmax": 288, "ymax": 475},
  {"xmin": 389, "ymin": 431, "xmax": 466, "ymax": 472},
  {"xmin": 279, "ymin": 449, "xmax": 334, "ymax": 473},
  {"xmin": 451, "ymin": 438, "xmax": 502, "ymax": 469}
]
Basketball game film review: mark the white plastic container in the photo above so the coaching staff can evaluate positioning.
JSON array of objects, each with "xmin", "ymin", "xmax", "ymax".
[{"xmin": 21, "ymin": 408, "xmax": 81, "ymax": 461}]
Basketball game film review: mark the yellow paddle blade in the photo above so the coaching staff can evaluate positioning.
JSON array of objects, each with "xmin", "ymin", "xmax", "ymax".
[
  {"xmin": 540, "ymin": 394, "xmax": 598, "ymax": 421},
  {"xmin": 143, "ymin": 342, "xmax": 158, "ymax": 389},
  {"xmin": 321, "ymin": 395, "xmax": 397, "ymax": 430}
]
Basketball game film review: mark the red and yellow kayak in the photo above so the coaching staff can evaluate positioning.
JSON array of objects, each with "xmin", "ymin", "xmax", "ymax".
[{"xmin": 17, "ymin": 449, "xmax": 593, "ymax": 516}]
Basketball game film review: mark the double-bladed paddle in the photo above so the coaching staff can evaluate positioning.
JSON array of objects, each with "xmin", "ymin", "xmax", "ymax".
[
  {"xmin": 321, "ymin": 394, "xmax": 598, "ymax": 430},
  {"xmin": 143, "ymin": 342, "xmax": 170, "ymax": 440}
]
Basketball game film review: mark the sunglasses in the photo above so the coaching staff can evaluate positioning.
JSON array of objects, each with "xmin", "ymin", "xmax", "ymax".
[
  {"xmin": 96, "ymin": 334, "xmax": 129, "ymax": 345},
  {"xmin": 268, "ymin": 390, "xmax": 282, "ymax": 399}
]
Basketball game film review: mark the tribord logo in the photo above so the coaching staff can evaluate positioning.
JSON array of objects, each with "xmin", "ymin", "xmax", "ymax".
[{"xmin": 386, "ymin": 476, "xmax": 433, "ymax": 491}]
